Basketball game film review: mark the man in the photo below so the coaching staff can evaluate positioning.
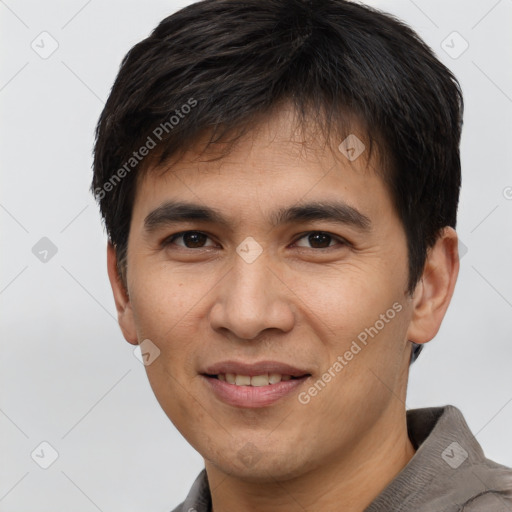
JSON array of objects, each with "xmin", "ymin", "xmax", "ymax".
[{"xmin": 91, "ymin": 0, "xmax": 512, "ymax": 510}]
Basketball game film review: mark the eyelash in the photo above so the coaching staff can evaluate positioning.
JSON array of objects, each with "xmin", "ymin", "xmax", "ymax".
[{"xmin": 161, "ymin": 230, "xmax": 348, "ymax": 251}]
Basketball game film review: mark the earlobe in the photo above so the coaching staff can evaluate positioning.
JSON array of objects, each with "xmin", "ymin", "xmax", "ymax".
[
  {"xmin": 106, "ymin": 243, "xmax": 139, "ymax": 345},
  {"xmin": 406, "ymin": 227, "xmax": 460, "ymax": 346}
]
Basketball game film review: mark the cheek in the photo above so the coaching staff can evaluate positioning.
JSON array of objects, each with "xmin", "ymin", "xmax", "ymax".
[
  {"xmin": 143, "ymin": 358, "xmax": 197, "ymax": 440},
  {"xmin": 288, "ymin": 261, "xmax": 394, "ymax": 331},
  {"xmin": 129, "ymin": 265, "xmax": 195, "ymax": 335},
  {"xmin": 128, "ymin": 268, "xmax": 210, "ymax": 389},
  {"xmin": 131, "ymin": 274, "xmax": 203, "ymax": 422},
  {"xmin": 293, "ymin": 267, "xmax": 408, "ymax": 397}
]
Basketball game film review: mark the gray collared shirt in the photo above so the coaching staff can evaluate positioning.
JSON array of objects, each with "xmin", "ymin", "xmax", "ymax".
[{"xmin": 171, "ymin": 405, "xmax": 512, "ymax": 511}]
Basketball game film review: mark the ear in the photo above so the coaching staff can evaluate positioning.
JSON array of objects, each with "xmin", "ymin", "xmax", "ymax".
[
  {"xmin": 406, "ymin": 227, "xmax": 460, "ymax": 345},
  {"xmin": 106, "ymin": 243, "xmax": 138, "ymax": 345}
]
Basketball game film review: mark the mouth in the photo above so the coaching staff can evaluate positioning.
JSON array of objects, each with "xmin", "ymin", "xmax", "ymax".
[
  {"xmin": 204, "ymin": 373, "xmax": 307, "ymax": 386},
  {"xmin": 201, "ymin": 360, "xmax": 311, "ymax": 385},
  {"xmin": 200, "ymin": 361, "xmax": 312, "ymax": 408}
]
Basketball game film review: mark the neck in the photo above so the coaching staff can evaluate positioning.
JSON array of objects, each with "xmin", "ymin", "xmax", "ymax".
[{"xmin": 206, "ymin": 408, "xmax": 416, "ymax": 512}]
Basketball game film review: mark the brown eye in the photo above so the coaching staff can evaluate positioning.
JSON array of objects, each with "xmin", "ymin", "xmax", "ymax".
[
  {"xmin": 164, "ymin": 231, "xmax": 215, "ymax": 249},
  {"xmin": 293, "ymin": 231, "xmax": 346, "ymax": 249}
]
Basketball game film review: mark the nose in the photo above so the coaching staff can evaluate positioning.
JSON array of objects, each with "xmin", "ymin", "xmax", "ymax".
[{"xmin": 208, "ymin": 250, "xmax": 295, "ymax": 341}]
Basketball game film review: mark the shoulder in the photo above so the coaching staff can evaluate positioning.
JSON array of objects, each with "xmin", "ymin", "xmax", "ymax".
[
  {"xmin": 401, "ymin": 405, "xmax": 512, "ymax": 512},
  {"xmin": 461, "ymin": 489, "xmax": 512, "ymax": 511},
  {"xmin": 168, "ymin": 469, "xmax": 211, "ymax": 512},
  {"xmin": 445, "ymin": 456, "xmax": 512, "ymax": 511}
]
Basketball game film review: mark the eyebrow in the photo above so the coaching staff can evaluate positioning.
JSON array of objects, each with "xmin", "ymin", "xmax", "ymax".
[{"xmin": 144, "ymin": 200, "xmax": 372, "ymax": 233}]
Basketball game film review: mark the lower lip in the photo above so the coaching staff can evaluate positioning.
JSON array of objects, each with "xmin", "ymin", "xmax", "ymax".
[{"xmin": 202, "ymin": 375, "xmax": 310, "ymax": 408}]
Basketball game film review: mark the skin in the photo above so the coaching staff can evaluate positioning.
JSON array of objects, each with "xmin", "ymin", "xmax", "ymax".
[{"xmin": 107, "ymin": 106, "xmax": 459, "ymax": 511}]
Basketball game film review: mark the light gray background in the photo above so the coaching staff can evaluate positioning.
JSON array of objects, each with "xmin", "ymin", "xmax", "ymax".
[{"xmin": 1, "ymin": 0, "xmax": 511, "ymax": 510}]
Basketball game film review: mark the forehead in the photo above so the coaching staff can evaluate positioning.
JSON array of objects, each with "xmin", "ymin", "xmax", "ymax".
[{"xmin": 132, "ymin": 106, "xmax": 396, "ymax": 230}]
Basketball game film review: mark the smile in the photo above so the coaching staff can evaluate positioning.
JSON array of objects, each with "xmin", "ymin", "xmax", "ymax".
[
  {"xmin": 202, "ymin": 373, "xmax": 311, "ymax": 408},
  {"xmin": 212, "ymin": 373, "xmax": 296, "ymax": 386}
]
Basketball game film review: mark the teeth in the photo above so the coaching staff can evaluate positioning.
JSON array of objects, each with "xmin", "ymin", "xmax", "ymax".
[
  {"xmin": 216, "ymin": 373, "xmax": 296, "ymax": 386},
  {"xmin": 251, "ymin": 375, "xmax": 270, "ymax": 387},
  {"xmin": 269, "ymin": 373, "xmax": 282, "ymax": 384},
  {"xmin": 235, "ymin": 375, "xmax": 251, "ymax": 386}
]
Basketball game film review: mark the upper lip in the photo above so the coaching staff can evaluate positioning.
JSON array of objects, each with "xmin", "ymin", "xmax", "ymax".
[{"xmin": 202, "ymin": 360, "xmax": 311, "ymax": 377}]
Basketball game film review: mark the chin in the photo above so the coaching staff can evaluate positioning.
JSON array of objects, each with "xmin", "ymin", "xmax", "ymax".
[{"xmin": 206, "ymin": 443, "xmax": 315, "ymax": 483}]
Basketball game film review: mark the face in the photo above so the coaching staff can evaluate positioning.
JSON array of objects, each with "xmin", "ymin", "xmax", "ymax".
[{"xmin": 113, "ymin": 107, "xmax": 422, "ymax": 481}]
